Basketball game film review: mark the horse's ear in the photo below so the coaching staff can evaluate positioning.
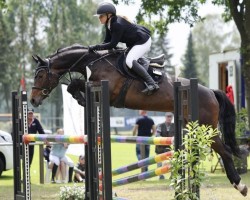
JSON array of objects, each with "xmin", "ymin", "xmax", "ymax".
[
  {"xmin": 36, "ymin": 55, "xmax": 46, "ymax": 64},
  {"xmin": 32, "ymin": 55, "xmax": 39, "ymax": 63}
]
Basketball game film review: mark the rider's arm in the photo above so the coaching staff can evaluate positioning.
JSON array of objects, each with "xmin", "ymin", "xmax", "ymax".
[{"xmin": 89, "ymin": 23, "xmax": 124, "ymax": 51}]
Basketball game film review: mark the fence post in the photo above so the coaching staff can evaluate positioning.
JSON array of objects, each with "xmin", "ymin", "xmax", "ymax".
[
  {"xmin": 173, "ymin": 79, "xmax": 199, "ymax": 199},
  {"xmin": 85, "ymin": 80, "xmax": 112, "ymax": 200}
]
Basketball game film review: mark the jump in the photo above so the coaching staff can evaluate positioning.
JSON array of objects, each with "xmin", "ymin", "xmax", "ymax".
[{"xmin": 30, "ymin": 45, "xmax": 247, "ymax": 196}]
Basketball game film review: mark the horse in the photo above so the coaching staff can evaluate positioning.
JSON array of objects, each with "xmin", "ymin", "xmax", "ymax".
[{"xmin": 30, "ymin": 44, "xmax": 247, "ymax": 196}]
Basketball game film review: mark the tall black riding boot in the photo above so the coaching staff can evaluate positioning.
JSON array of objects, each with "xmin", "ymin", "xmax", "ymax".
[
  {"xmin": 132, "ymin": 60, "xmax": 159, "ymax": 95},
  {"xmin": 51, "ymin": 164, "xmax": 58, "ymax": 183},
  {"xmin": 68, "ymin": 167, "xmax": 74, "ymax": 183}
]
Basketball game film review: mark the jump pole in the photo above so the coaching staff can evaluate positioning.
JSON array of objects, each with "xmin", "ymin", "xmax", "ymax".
[
  {"xmin": 12, "ymin": 80, "xmax": 112, "ymax": 200},
  {"xmin": 23, "ymin": 134, "xmax": 172, "ymax": 146},
  {"xmin": 112, "ymin": 151, "xmax": 173, "ymax": 176},
  {"xmin": 112, "ymin": 164, "xmax": 171, "ymax": 187},
  {"xmin": 110, "ymin": 135, "xmax": 174, "ymax": 145},
  {"xmin": 23, "ymin": 134, "xmax": 88, "ymax": 144}
]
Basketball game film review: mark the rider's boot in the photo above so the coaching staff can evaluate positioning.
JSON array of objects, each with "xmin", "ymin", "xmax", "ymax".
[{"xmin": 132, "ymin": 60, "xmax": 159, "ymax": 95}]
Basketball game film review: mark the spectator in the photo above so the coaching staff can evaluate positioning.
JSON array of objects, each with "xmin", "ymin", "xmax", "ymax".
[
  {"xmin": 27, "ymin": 108, "xmax": 45, "ymax": 167},
  {"xmin": 74, "ymin": 155, "xmax": 85, "ymax": 182},
  {"xmin": 132, "ymin": 110, "xmax": 156, "ymax": 171},
  {"xmin": 49, "ymin": 128, "xmax": 74, "ymax": 183},
  {"xmin": 155, "ymin": 112, "xmax": 175, "ymax": 180}
]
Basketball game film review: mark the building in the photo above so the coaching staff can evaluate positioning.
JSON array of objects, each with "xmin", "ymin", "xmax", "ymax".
[{"xmin": 209, "ymin": 49, "xmax": 246, "ymax": 111}]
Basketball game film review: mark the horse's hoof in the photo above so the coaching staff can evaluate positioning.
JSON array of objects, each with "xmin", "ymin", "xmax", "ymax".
[{"xmin": 240, "ymin": 185, "xmax": 248, "ymax": 197}]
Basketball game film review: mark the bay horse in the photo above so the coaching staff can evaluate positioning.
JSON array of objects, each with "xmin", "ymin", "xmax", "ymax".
[{"xmin": 30, "ymin": 44, "xmax": 247, "ymax": 196}]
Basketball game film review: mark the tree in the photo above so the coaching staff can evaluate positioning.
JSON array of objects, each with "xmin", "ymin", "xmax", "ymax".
[
  {"xmin": 35, "ymin": 0, "xmax": 101, "ymax": 128},
  {"xmin": 0, "ymin": 0, "xmax": 101, "ymax": 119},
  {"xmin": 181, "ymin": 32, "xmax": 198, "ymax": 79},
  {"xmin": 0, "ymin": 2, "xmax": 21, "ymax": 112},
  {"xmin": 114, "ymin": 0, "xmax": 250, "ymax": 129},
  {"xmin": 192, "ymin": 14, "xmax": 240, "ymax": 86},
  {"xmin": 148, "ymin": 33, "xmax": 175, "ymax": 76},
  {"xmin": 0, "ymin": 0, "xmax": 6, "ymax": 9}
]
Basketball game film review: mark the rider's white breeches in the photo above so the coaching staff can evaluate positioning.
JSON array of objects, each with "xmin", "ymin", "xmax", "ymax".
[
  {"xmin": 126, "ymin": 37, "xmax": 152, "ymax": 69},
  {"xmin": 49, "ymin": 154, "xmax": 74, "ymax": 167}
]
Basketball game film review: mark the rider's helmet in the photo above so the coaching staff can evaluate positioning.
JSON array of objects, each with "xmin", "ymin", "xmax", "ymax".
[{"xmin": 96, "ymin": 2, "xmax": 116, "ymax": 16}]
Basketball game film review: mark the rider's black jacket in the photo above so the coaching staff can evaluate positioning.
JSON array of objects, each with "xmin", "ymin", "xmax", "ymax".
[{"xmin": 92, "ymin": 16, "xmax": 151, "ymax": 50}]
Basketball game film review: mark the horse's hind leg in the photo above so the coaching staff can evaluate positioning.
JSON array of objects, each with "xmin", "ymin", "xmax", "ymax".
[{"xmin": 211, "ymin": 135, "xmax": 248, "ymax": 196}]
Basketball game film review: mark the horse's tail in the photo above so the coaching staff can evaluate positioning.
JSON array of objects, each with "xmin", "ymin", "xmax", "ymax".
[{"xmin": 213, "ymin": 90, "xmax": 240, "ymax": 157}]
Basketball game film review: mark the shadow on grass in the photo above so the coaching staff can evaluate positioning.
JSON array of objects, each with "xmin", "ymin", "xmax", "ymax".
[{"xmin": 0, "ymin": 174, "xmax": 13, "ymax": 181}]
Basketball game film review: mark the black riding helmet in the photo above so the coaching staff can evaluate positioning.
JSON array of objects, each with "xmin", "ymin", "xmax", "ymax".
[{"xmin": 96, "ymin": 2, "xmax": 116, "ymax": 16}]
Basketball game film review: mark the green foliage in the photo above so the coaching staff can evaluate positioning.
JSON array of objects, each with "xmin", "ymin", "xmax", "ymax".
[
  {"xmin": 0, "ymin": 4, "xmax": 20, "ymax": 111},
  {"xmin": 113, "ymin": 0, "xmax": 228, "ymax": 34},
  {"xmin": 235, "ymin": 108, "xmax": 249, "ymax": 137},
  {"xmin": 147, "ymin": 33, "xmax": 175, "ymax": 76},
  {"xmin": 170, "ymin": 121, "xmax": 218, "ymax": 200},
  {"xmin": 0, "ymin": 0, "xmax": 100, "ymax": 116},
  {"xmin": 0, "ymin": 0, "xmax": 6, "ymax": 9},
  {"xmin": 192, "ymin": 14, "xmax": 240, "ymax": 86},
  {"xmin": 181, "ymin": 32, "xmax": 198, "ymax": 79}
]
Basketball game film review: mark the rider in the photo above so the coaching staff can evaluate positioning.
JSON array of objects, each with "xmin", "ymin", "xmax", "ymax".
[{"xmin": 88, "ymin": 2, "xmax": 159, "ymax": 95}]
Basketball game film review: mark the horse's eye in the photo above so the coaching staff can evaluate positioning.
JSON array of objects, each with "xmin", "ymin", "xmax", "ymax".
[{"xmin": 38, "ymin": 74, "xmax": 43, "ymax": 78}]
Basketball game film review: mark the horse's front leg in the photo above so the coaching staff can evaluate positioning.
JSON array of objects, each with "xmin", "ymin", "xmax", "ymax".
[
  {"xmin": 67, "ymin": 79, "xmax": 86, "ymax": 107},
  {"xmin": 74, "ymin": 91, "xmax": 86, "ymax": 107},
  {"xmin": 212, "ymin": 136, "xmax": 248, "ymax": 197}
]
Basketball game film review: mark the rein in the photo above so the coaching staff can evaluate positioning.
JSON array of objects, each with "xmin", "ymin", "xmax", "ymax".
[
  {"xmin": 88, "ymin": 51, "xmax": 115, "ymax": 67},
  {"xmin": 32, "ymin": 50, "xmax": 116, "ymax": 97},
  {"xmin": 67, "ymin": 52, "xmax": 89, "ymax": 81}
]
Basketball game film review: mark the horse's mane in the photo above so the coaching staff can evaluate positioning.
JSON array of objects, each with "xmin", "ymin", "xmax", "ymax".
[
  {"xmin": 47, "ymin": 44, "xmax": 125, "ymax": 59},
  {"xmin": 47, "ymin": 44, "xmax": 88, "ymax": 58}
]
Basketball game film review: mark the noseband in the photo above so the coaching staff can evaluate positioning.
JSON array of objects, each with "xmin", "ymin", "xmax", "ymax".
[{"xmin": 32, "ymin": 59, "xmax": 60, "ymax": 96}]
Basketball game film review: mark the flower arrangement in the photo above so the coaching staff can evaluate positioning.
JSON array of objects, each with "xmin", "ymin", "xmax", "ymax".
[{"xmin": 59, "ymin": 184, "xmax": 85, "ymax": 200}]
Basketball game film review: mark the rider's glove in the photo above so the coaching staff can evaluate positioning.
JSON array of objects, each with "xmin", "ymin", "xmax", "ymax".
[{"xmin": 88, "ymin": 45, "xmax": 99, "ymax": 52}]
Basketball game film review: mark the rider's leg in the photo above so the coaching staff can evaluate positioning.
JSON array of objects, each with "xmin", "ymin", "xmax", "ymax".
[
  {"xmin": 51, "ymin": 163, "xmax": 58, "ymax": 183},
  {"xmin": 49, "ymin": 155, "xmax": 60, "ymax": 183},
  {"xmin": 132, "ymin": 60, "xmax": 159, "ymax": 94},
  {"xmin": 61, "ymin": 156, "xmax": 75, "ymax": 183},
  {"xmin": 126, "ymin": 38, "xmax": 159, "ymax": 95}
]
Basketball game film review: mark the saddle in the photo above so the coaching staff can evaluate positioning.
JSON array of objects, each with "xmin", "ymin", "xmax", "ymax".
[{"xmin": 115, "ymin": 50, "xmax": 165, "ymax": 82}]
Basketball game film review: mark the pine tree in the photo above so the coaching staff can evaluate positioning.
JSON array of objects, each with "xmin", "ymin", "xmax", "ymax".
[
  {"xmin": 181, "ymin": 32, "xmax": 198, "ymax": 79},
  {"xmin": 148, "ymin": 33, "xmax": 175, "ymax": 76}
]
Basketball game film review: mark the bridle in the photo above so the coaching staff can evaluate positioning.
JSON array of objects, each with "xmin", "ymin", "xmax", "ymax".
[
  {"xmin": 32, "ymin": 58, "xmax": 60, "ymax": 96},
  {"xmin": 32, "ymin": 49, "xmax": 117, "ymax": 97}
]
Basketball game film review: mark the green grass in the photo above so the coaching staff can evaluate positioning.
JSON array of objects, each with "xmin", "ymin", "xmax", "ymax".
[{"xmin": 1, "ymin": 143, "xmax": 250, "ymax": 200}]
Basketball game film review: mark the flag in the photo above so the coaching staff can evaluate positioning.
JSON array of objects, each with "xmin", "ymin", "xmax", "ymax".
[{"xmin": 20, "ymin": 74, "xmax": 26, "ymax": 91}]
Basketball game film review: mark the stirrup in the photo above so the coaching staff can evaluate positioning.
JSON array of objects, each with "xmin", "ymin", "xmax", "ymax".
[{"xmin": 141, "ymin": 83, "xmax": 159, "ymax": 95}]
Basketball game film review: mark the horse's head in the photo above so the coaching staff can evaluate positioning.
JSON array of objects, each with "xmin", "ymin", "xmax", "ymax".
[
  {"xmin": 30, "ymin": 44, "xmax": 120, "ymax": 107},
  {"xmin": 30, "ymin": 55, "xmax": 60, "ymax": 107}
]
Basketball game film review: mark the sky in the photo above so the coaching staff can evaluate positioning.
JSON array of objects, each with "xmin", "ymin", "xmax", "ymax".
[{"xmin": 114, "ymin": 1, "xmax": 224, "ymax": 67}]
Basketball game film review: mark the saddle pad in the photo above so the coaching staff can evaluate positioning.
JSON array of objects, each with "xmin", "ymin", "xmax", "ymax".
[{"xmin": 116, "ymin": 53, "xmax": 163, "ymax": 83}]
